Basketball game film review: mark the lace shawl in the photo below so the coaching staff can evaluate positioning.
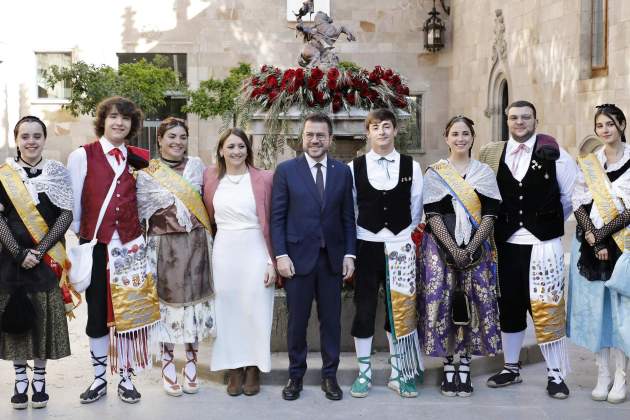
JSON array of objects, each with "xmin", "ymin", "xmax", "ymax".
[
  {"xmin": 572, "ymin": 144, "xmax": 630, "ymax": 228},
  {"xmin": 4, "ymin": 158, "xmax": 73, "ymax": 211},
  {"xmin": 424, "ymin": 159, "xmax": 501, "ymax": 245},
  {"xmin": 136, "ymin": 157, "xmax": 205, "ymax": 233}
]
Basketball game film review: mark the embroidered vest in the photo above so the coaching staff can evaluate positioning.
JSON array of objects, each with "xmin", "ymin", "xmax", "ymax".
[{"xmin": 79, "ymin": 142, "xmax": 142, "ymax": 244}]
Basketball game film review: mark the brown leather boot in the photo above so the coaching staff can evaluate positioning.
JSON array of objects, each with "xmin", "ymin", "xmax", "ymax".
[
  {"xmin": 226, "ymin": 368, "xmax": 244, "ymax": 396},
  {"xmin": 243, "ymin": 366, "xmax": 260, "ymax": 396}
]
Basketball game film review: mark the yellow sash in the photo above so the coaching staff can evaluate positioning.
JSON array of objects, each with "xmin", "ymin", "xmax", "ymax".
[
  {"xmin": 577, "ymin": 153, "xmax": 625, "ymax": 251},
  {"xmin": 0, "ymin": 164, "xmax": 78, "ymax": 312},
  {"xmin": 142, "ymin": 160, "xmax": 212, "ymax": 232},
  {"xmin": 429, "ymin": 161, "xmax": 482, "ymax": 225}
]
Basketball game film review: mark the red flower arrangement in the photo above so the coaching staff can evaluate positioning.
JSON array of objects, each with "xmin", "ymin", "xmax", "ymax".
[{"xmin": 243, "ymin": 64, "xmax": 413, "ymax": 114}]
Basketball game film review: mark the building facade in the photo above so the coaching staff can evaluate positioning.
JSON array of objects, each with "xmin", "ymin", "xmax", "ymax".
[{"xmin": 0, "ymin": 0, "xmax": 628, "ymax": 167}]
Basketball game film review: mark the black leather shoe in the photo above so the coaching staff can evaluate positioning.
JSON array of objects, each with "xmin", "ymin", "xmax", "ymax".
[
  {"xmin": 321, "ymin": 377, "xmax": 343, "ymax": 401},
  {"xmin": 282, "ymin": 378, "xmax": 302, "ymax": 401}
]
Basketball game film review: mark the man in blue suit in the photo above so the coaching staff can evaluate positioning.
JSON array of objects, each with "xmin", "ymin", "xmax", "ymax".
[{"xmin": 271, "ymin": 112, "xmax": 356, "ymax": 401}]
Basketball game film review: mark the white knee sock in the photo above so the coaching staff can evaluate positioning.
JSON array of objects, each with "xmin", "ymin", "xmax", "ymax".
[
  {"xmin": 459, "ymin": 354, "xmax": 471, "ymax": 383},
  {"xmin": 354, "ymin": 337, "xmax": 373, "ymax": 380},
  {"xmin": 32, "ymin": 359, "xmax": 47, "ymax": 392},
  {"xmin": 89, "ymin": 335, "xmax": 109, "ymax": 391},
  {"xmin": 13, "ymin": 360, "xmax": 28, "ymax": 393},
  {"xmin": 117, "ymin": 337, "xmax": 135, "ymax": 391},
  {"xmin": 387, "ymin": 332, "xmax": 398, "ymax": 380},
  {"xmin": 502, "ymin": 331, "xmax": 525, "ymax": 364}
]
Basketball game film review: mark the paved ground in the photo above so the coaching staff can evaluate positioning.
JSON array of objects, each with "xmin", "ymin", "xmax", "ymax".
[{"xmin": 1, "ymin": 301, "xmax": 629, "ymax": 420}]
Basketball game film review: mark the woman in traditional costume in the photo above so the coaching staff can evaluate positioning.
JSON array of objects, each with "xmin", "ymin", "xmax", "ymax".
[
  {"xmin": 568, "ymin": 103, "xmax": 630, "ymax": 404},
  {"xmin": 418, "ymin": 115, "xmax": 502, "ymax": 397},
  {"xmin": 0, "ymin": 116, "xmax": 74, "ymax": 409},
  {"xmin": 203, "ymin": 128, "xmax": 275, "ymax": 397},
  {"xmin": 136, "ymin": 117, "xmax": 215, "ymax": 397}
]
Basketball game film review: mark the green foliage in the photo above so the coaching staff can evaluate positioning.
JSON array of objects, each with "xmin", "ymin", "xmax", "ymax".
[
  {"xmin": 337, "ymin": 60, "xmax": 361, "ymax": 72},
  {"xmin": 183, "ymin": 63, "xmax": 253, "ymax": 128},
  {"xmin": 44, "ymin": 59, "xmax": 184, "ymax": 117}
]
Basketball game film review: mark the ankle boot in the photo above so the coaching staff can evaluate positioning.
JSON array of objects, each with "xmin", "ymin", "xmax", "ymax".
[
  {"xmin": 608, "ymin": 348, "xmax": 627, "ymax": 404},
  {"xmin": 226, "ymin": 368, "xmax": 244, "ymax": 396},
  {"xmin": 243, "ymin": 366, "xmax": 260, "ymax": 396},
  {"xmin": 592, "ymin": 348, "xmax": 611, "ymax": 401}
]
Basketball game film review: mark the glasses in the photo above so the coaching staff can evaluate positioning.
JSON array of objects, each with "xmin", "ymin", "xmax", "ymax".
[{"xmin": 304, "ymin": 132, "xmax": 329, "ymax": 141}]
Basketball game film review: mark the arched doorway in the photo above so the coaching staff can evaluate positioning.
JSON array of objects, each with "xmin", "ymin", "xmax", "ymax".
[{"xmin": 500, "ymin": 80, "xmax": 509, "ymax": 141}]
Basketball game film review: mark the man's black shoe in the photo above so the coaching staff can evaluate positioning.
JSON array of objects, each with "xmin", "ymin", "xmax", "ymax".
[
  {"xmin": 321, "ymin": 377, "xmax": 343, "ymax": 401},
  {"xmin": 282, "ymin": 378, "xmax": 302, "ymax": 401}
]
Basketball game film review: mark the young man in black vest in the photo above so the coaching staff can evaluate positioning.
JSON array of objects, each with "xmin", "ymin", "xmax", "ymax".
[
  {"xmin": 348, "ymin": 109, "xmax": 423, "ymax": 398},
  {"xmin": 479, "ymin": 100, "xmax": 577, "ymax": 399}
]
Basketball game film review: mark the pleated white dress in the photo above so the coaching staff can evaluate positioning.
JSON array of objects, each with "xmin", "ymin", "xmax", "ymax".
[{"xmin": 210, "ymin": 173, "xmax": 274, "ymax": 372}]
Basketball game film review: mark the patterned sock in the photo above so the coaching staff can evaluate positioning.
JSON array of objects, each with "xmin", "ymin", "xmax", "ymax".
[
  {"xmin": 13, "ymin": 360, "xmax": 28, "ymax": 394},
  {"xmin": 89, "ymin": 335, "xmax": 109, "ymax": 391},
  {"xmin": 32, "ymin": 359, "xmax": 47, "ymax": 392}
]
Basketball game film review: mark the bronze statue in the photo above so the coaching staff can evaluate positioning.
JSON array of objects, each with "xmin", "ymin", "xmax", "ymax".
[{"xmin": 294, "ymin": 8, "xmax": 356, "ymax": 68}]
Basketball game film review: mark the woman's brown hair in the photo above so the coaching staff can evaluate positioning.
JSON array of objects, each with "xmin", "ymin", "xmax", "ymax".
[{"xmin": 215, "ymin": 128, "xmax": 254, "ymax": 179}]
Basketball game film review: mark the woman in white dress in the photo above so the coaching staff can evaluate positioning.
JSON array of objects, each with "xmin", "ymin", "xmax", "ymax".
[{"xmin": 203, "ymin": 128, "xmax": 276, "ymax": 396}]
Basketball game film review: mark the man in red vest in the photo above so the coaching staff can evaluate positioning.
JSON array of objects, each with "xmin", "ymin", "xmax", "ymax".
[{"xmin": 67, "ymin": 96, "xmax": 149, "ymax": 404}]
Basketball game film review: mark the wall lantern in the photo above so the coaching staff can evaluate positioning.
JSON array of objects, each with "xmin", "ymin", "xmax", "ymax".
[{"xmin": 423, "ymin": 0, "xmax": 446, "ymax": 53}]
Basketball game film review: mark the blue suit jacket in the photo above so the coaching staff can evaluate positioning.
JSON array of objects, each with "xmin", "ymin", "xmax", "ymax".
[{"xmin": 271, "ymin": 155, "xmax": 356, "ymax": 275}]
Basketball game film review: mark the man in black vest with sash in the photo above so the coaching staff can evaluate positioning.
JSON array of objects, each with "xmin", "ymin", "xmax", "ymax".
[
  {"xmin": 348, "ymin": 109, "xmax": 424, "ymax": 398},
  {"xmin": 479, "ymin": 100, "xmax": 577, "ymax": 399}
]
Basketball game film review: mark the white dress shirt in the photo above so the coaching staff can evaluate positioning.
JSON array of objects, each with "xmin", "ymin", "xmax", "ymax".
[
  {"xmin": 66, "ymin": 137, "xmax": 128, "ymax": 238},
  {"xmin": 304, "ymin": 153, "xmax": 327, "ymax": 187},
  {"xmin": 348, "ymin": 149, "xmax": 424, "ymax": 243},
  {"xmin": 504, "ymin": 134, "xmax": 577, "ymax": 244}
]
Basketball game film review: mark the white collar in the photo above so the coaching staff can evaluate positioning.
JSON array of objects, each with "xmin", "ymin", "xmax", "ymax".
[
  {"xmin": 367, "ymin": 149, "xmax": 399, "ymax": 162},
  {"xmin": 507, "ymin": 133, "xmax": 537, "ymax": 153},
  {"xmin": 99, "ymin": 136, "xmax": 127, "ymax": 156},
  {"xmin": 304, "ymin": 153, "xmax": 328, "ymax": 169}
]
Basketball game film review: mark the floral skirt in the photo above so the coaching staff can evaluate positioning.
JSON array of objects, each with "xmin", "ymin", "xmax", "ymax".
[
  {"xmin": 0, "ymin": 288, "xmax": 70, "ymax": 360},
  {"xmin": 417, "ymin": 233, "xmax": 501, "ymax": 357},
  {"xmin": 156, "ymin": 299, "xmax": 216, "ymax": 344}
]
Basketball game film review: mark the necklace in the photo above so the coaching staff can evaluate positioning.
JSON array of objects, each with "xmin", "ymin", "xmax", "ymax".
[
  {"xmin": 226, "ymin": 173, "xmax": 246, "ymax": 184},
  {"xmin": 160, "ymin": 156, "xmax": 183, "ymax": 168},
  {"xmin": 20, "ymin": 157, "xmax": 43, "ymax": 175}
]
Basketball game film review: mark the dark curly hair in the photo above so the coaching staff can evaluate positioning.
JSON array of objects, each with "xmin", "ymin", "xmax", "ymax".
[{"xmin": 93, "ymin": 96, "xmax": 144, "ymax": 141}]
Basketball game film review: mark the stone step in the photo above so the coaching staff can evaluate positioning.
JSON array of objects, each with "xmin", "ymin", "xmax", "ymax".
[{"xmin": 172, "ymin": 333, "xmax": 543, "ymax": 387}]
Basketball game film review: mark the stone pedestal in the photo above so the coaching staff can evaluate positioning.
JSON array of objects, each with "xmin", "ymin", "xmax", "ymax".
[{"xmin": 249, "ymin": 107, "xmax": 409, "ymax": 163}]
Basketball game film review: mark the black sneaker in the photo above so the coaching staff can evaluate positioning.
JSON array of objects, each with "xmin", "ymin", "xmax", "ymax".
[
  {"xmin": 547, "ymin": 371, "xmax": 569, "ymax": 399},
  {"xmin": 79, "ymin": 379, "xmax": 108, "ymax": 404},
  {"xmin": 118, "ymin": 381, "xmax": 141, "ymax": 404},
  {"xmin": 487, "ymin": 363, "xmax": 522, "ymax": 388}
]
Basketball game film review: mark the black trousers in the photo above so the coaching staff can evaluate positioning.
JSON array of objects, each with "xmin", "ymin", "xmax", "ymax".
[
  {"xmin": 351, "ymin": 240, "xmax": 391, "ymax": 338},
  {"xmin": 496, "ymin": 241, "xmax": 533, "ymax": 333},
  {"xmin": 82, "ymin": 240, "xmax": 109, "ymax": 338},
  {"xmin": 284, "ymin": 248, "xmax": 342, "ymax": 379}
]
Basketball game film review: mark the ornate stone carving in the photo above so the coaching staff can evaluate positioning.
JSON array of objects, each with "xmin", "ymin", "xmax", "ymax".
[
  {"xmin": 490, "ymin": 9, "xmax": 507, "ymax": 66},
  {"xmin": 293, "ymin": 1, "xmax": 356, "ymax": 68}
]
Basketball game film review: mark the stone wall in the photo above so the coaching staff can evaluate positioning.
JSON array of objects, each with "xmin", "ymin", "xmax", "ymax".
[{"xmin": 447, "ymin": 0, "xmax": 630, "ymax": 155}]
